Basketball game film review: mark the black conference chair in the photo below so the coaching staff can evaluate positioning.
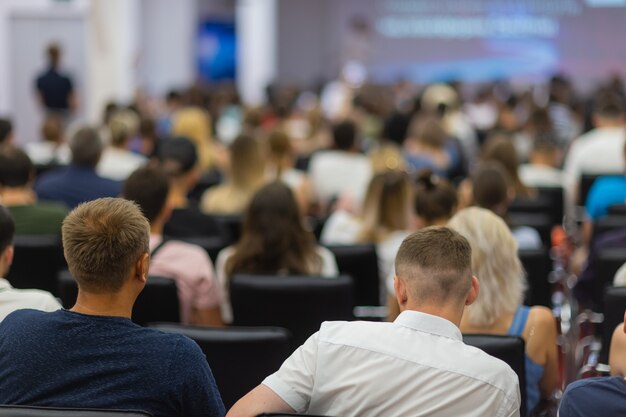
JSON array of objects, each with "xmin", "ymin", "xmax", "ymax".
[
  {"xmin": 509, "ymin": 187, "xmax": 564, "ymax": 226},
  {"xmin": 519, "ymin": 248, "xmax": 553, "ymax": 308},
  {"xmin": 600, "ymin": 286, "xmax": 626, "ymax": 363},
  {"xmin": 592, "ymin": 217, "xmax": 626, "ymax": 246},
  {"xmin": 593, "ymin": 248, "xmax": 626, "ymax": 312},
  {"xmin": 6, "ymin": 235, "xmax": 65, "ymax": 296},
  {"xmin": 58, "ymin": 271, "xmax": 180, "ymax": 326},
  {"xmin": 0, "ymin": 405, "xmax": 152, "ymax": 417},
  {"xmin": 150, "ymin": 324, "xmax": 291, "ymax": 409},
  {"xmin": 579, "ymin": 174, "xmax": 604, "ymax": 206},
  {"xmin": 230, "ymin": 274, "xmax": 354, "ymax": 347},
  {"xmin": 212, "ymin": 214, "xmax": 243, "ymax": 245},
  {"xmin": 172, "ymin": 235, "xmax": 227, "ymax": 265},
  {"xmin": 463, "ymin": 334, "xmax": 527, "ymax": 417},
  {"xmin": 325, "ymin": 244, "xmax": 380, "ymax": 306},
  {"xmin": 508, "ymin": 212, "xmax": 553, "ymax": 248}
]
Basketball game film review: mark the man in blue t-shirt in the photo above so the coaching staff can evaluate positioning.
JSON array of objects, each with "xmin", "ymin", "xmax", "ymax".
[
  {"xmin": 0, "ymin": 197, "xmax": 225, "ymax": 417},
  {"xmin": 558, "ymin": 376, "xmax": 626, "ymax": 417}
]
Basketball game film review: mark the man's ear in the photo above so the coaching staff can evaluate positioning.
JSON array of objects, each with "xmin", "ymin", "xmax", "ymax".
[
  {"xmin": 394, "ymin": 276, "xmax": 408, "ymax": 310},
  {"xmin": 135, "ymin": 252, "xmax": 150, "ymax": 284},
  {"xmin": 465, "ymin": 276, "xmax": 480, "ymax": 306}
]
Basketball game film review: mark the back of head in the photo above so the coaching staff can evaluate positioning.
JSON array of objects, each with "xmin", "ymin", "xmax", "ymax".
[
  {"xmin": 172, "ymin": 107, "xmax": 211, "ymax": 146},
  {"xmin": 62, "ymin": 198, "xmax": 149, "ymax": 293},
  {"xmin": 420, "ymin": 84, "xmax": 459, "ymax": 113},
  {"xmin": 70, "ymin": 127, "xmax": 103, "ymax": 167},
  {"xmin": 226, "ymin": 181, "xmax": 317, "ymax": 276},
  {"xmin": 395, "ymin": 227, "xmax": 472, "ymax": 306},
  {"xmin": 230, "ymin": 134, "xmax": 265, "ymax": 189},
  {"xmin": 0, "ymin": 145, "xmax": 34, "ymax": 188},
  {"xmin": 0, "ymin": 205, "xmax": 15, "ymax": 256},
  {"xmin": 593, "ymin": 91, "xmax": 625, "ymax": 120},
  {"xmin": 359, "ymin": 170, "xmax": 413, "ymax": 242},
  {"xmin": 332, "ymin": 120, "xmax": 357, "ymax": 151},
  {"xmin": 108, "ymin": 110, "xmax": 140, "ymax": 147},
  {"xmin": 268, "ymin": 130, "xmax": 292, "ymax": 161},
  {"xmin": 158, "ymin": 136, "xmax": 198, "ymax": 177},
  {"xmin": 447, "ymin": 207, "xmax": 525, "ymax": 326},
  {"xmin": 368, "ymin": 144, "xmax": 405, "ymax": 173},
  {"xmin": 481, "ymin": 134, "xmax": 530, "ymax": 197},
  {"xmin": 41, "ymin": 114, "xmax": 63, "ymax": 144},
  {"xmin": 0, "ymin": 119, "xmax": 13, "ymax": 145},
  {"xmin": 471, "ymin": 162, "xmax": 511, "ymax": 214},
  {"xmin": 414, "ymin": 169, "xmax": 457, "ymax": 225},
  {"xmin": 408, "ymin": 116, "xmax": 446, "ymax": 149},
  {"xmin": 47, "ymin": 43, "xmax": 61, "ymax": 68},
  {"xmin": 123, "ymin": 166, "xmax": 170, "ymax": 224}
]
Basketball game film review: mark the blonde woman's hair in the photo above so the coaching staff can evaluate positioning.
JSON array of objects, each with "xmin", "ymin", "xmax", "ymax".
[
  {"xmin": 229, "ymin": 134, "xmax": 266, "ymax": 190},
  {"xmin": 447, "ymin": 207, "xmax": 526, "ymax": 327},
  {"xmin": 172, "ymin": 107, "xmax": 213, "ymax": 171},
  {"xmin": 358, "ymin": 170, "xmax": 413, "ymax": 243},
  {"xmin": 368, "ymin": 143, "xmax": 405, "ymax": 173}
]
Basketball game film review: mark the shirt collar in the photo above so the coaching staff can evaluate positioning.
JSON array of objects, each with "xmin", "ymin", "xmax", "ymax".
[
  {"xmin": 394, "ymin": 310, "xmax": 462, "ymax": 341},
  {"xmin": 0, "ymin": 278, "xmax": 13, "ymax": 291}
]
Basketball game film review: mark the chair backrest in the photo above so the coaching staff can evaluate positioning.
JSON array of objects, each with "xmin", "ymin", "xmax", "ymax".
[
  {"xmin": 594, "ymin": 248, "xmax": 626, "ymax": 312},
  {"xmin": 507, "ymin": 212, "xmax": 552, "ymax": 248},
  {"xmin": 579, "ymin": 174, "xmax": 603, "ymax": 206},
  {"xmin": 518, "ymin": 248, "xmax": 553, "ymax": 308},
  {"xmin": 325, "ymin": 244, "xmax": 380, "ymax": 306},
  {"xmin": 6, "ymin": 235, "xmax": 65, "ymax": 296},
  {"xmin": 0, "ymin": 405, "xmax": 152, "ymax": 417},
  {"xmin": 149, "ymin": 323, "xmax": 291, "ymax": 409},
  {"xmin": 58, "ymin": 271, "xmax": 180, "ymax": 326},
  {"xmin": 509, "ymin": 187, "xmax": 564, "ymax": 226},
  {"xmin": 602, "ymin": 286, "xmax": 626, "ymax": 363},
  {"xmin": 463, "ymin": 334, "xmax": 527, "ymax": 417},
  {"xmin": 592, "ymin": 216, "xmax": 626, "ymax": 246},
  {"xmin": 212, "ymin": 214, "xmax": 243, "ymax": 245},
  {"xmin": 608, "ymin": 204, "xmax": 626, "ymax": 216},
  {"xmin": 230, "ymin": 274, "xmax": 354, "ymax": 347}
]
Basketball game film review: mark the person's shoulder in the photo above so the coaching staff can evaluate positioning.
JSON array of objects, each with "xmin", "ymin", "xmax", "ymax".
[
  {"xmin": 564, "ymin": 376, "xmax": 625, "ymax": 394},
  {"xmin": 317, "ymin": 319, "xmax": 387, "ymax": 341},
  {"xmin": 529, "ymin": 305, "xmax": 556, "ymax": 325},
  {"xmin": 162, "ymin": 239, "xmax": 210, "ymax": 261},
  {"xmin": 1, "ymin": 308, "xmax": 58, "ymax": 328}
]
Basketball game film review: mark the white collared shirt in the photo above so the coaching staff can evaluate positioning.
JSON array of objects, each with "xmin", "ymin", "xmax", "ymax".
[
  {"xmin": 263, "ymin": 310, "xmax": 521, "ymax": 417},
  {"xmin": 0, "ymin": 278, "xmax": 61, "ymax": 322}
]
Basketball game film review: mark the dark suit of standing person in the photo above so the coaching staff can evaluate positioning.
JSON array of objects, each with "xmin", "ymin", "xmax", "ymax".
[
  {"xmin": 35, "ymin": 43, "xmax": 76, "ymax": 116},
  {"xmin": 0, "ymin": 197, "xmax": 225, "ymax": 417}
]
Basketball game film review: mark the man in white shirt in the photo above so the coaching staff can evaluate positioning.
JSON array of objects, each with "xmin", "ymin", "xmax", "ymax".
[
  {"xmin": 519, "ymin": 133, "xmax": 564, "ymax": 188},
  {"xmin": 227, "ymin": 227, "xmax": 521, "ymax": 417},
  {"xmin": 308, "ymin": 120, "xmax": 372, "ymax": 211},
  {"xmin": 0, "ymin": 205, "xmax": 61, "ymax": 321},
  {"xmin": 97, "ymin": 110, "xmax": 147, "ymax": 181},
  {"xmin": 563, "ymin": 93, "xmax": 625, "ymax": 213}
]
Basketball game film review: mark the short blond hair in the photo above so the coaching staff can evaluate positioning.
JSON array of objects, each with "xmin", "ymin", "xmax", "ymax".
[
  {"xmin": 447, "ymin": 207, "xmax": 526, "ymax": 326},
  {"xmin": 62, "ymin": 198, "xmax": 150, "ymax": 293}
]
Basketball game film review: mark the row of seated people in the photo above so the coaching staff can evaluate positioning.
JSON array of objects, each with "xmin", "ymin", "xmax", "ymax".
[{"xmin": 1, "ymin": 197, "xmax": 624, "ymax": 416}]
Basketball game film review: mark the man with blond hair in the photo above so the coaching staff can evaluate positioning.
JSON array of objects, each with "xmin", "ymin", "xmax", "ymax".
[
  {"xmin": 228, "ymin": 227, "xmax": 521, "ymax": 417},
  {"xmin": 0, "ymin": 198, "xmax": 225, "ymax": 416}
]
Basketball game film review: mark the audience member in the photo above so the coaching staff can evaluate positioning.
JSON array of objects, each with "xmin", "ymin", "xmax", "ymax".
[
  {"xmin": 471, "ymin": 163, "xmax": 543, "ymax": 250},
  {"xmin": 267, "ymin": 130, "xmax": 311, "ymax": 211},
  {"xmin": 482, "ymin": 134, "xmax": 535, "ymax": 198},
  {"xmin": 403, "ymin": 115, "xmax": 460, "ymax": 178},
  {"xmin": 449, "ymin": 207, "xmax": 558, "ymax": 415},
  {"xmin": 563, "ymin": 92, "xmax": 625, "ymax": 210},
  {"xmin": 25, "ymin": 114, "xmax": 70, "ymax": 166},
  {"xmin": 414, "ymin": 169, "xmax": 458, "ymax": 228},
  {"xmin": 518, "ymin": 133, "xmax": 563, "ymax": 188},
  {"xmin": 97, "ymin": 110, "xmax": 147, "ymax": 181},
  {"xmin": 0, "ymin": 146, "xmax": 68, "ymax": 235},
  {"xmin": 172, "ymin": 107, "xmax": 215, "ymax": 172},
  {"xmin": 584, "ymin": 139, "xmax": 626, "ymax": 221},
  {"xmin": 123, "ymin": 167, "xmax": 222, "ymax": 326},
  {"xmin": 227, "ymin": 227, "xmax": 520, "ymax": 417},
  {"xmin": 321, "ymin": 170, "xmax": 414, "ymax": 298},
  {"xmin": 201, "ymin": 134, "xmax": 266, "ymax": 214},
  {"xmin": 0, "ymin": 119, "xmax": 13, "ymax": 145},
  {"xmin": 558, "ymin": 315, "xmax": 626, "ymax": 416},
  {"xmin": 0, "ymin": 205, "xmax": 60, "ymax": 321},
  {"xmin": 159, "ymin": 137, "xmax": 224, "ymax": 239},
  {"xmin": 35, "ymin": 43, "xmax": 76, "ymax": 115},
  {"xmin": 34, "ymin": 126, "xmax": 121, "ymax": 208},
  {"xmin": 368, "ymin": 143, "xmax": 405, "ymax": 173},
  {"xmin": 216, "ymin": 182, "xmax": 338, "ymax": 324},
  {"xmin": 0, "ymin": 198, "xmax": 225, "ymax": 415},
  {"xmin": 308, "ymin": 120, "xmax": 372, "ymax": 210}
]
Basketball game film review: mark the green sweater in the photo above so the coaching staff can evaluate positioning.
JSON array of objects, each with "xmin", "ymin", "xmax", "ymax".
[{"xmin": 8, "ymin": 203, "xmax": 68, "ymax": 235}]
